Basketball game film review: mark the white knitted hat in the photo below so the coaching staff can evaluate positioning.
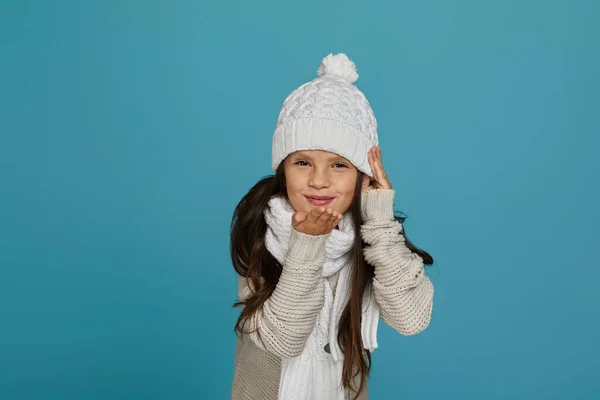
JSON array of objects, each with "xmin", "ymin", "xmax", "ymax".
[{"xmin": 271, "ymin": 53, "xmax": 379, "ymax": 177}]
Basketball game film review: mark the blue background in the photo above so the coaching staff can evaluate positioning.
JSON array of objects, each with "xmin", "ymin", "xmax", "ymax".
[{"xmin": 1, "ymin": 0, "xmax": 599, "ymax": 399}]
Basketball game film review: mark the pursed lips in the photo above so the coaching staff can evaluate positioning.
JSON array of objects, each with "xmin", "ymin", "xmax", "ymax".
[{"xmin": 304, "ymin": 195, "xmax": 336, "ymax": 206}]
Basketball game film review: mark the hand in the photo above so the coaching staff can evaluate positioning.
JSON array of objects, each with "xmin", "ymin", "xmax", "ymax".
[
  {"xmin": 362, "ymin": 146, "xmax": 393, "ymax": 191},
  {"xmin": 292, "ymin": 207, "xmax": 342, "ymax": 236}
]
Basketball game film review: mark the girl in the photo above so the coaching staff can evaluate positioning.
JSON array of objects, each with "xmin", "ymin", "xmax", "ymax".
[{"xmin": 230, "ymin": 53, "xmax": 434, "ymax": 400}]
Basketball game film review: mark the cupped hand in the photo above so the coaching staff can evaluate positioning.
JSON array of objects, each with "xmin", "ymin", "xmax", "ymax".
[{"xmin": 292, "ymin": 207, "xmax": 342, "ymax": 236}]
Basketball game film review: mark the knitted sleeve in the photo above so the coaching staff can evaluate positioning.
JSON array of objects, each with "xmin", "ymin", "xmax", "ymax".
[
  {"xmin": 360, "ymin": 188, "xmax": 434, "ymax": 335},
  {"xmin": 237, "ymin": 229, "xmax": 328, "ymax": 358}
]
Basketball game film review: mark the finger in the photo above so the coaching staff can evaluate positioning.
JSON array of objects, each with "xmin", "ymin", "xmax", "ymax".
[
  {"xmin": 376, "ymin": 163, "xmax": 388, "ymax": 188},
  {"xmin": 369, "ymin": 148, "xmax": 383, "ymax": 187},
  {"xmin": 327, "ymin": 211, "xmax": 341, "ymax": 229},
  {"xmin": 377, "ymin": 157, "xmax": 389, "ymax": 180},
  {"xmin": 375, "ymin": 153, "xmax": 384, "ymax": 173},
  {"xmin": 374, "ymin": 160, "xmax": 391, "ymax": 189},
  {"xmin": 381, "ymin": 164, "xmax": 389, "ymax": 181},
  {"xmin": 322, "ymin": 211, "xmax": 335, "ymax": 229},
  {"xmin": 325, "ymin": 209, "xmax": 338, "ymax": 229},
  {"xmin": 327, "ymin": 216, "xmax": 338, "ymax": 232},
  {"xmin": 376, "ymin": 149, "xmax": 383, "ymax": 169},
  {"xmin": 305, "ymin": 207, "xmax": 321, "ymax": 225},
  {"xmin": 330, "ymin": 210, "xmax": 340, "ymax": 224},
  {"xmin": 368, "ymin": 149, "xmax": 375, "ymax": 172},
  {"xmin": 292, "ymin": 211, "xmax": 306, "ymax": 225},
  {"xmin": 372, "ymin": 153, "xmax": 381, "ymax": 181},
  {"xmin": 376, "ymin": 161, "xmax": 388, "ymax": 186},
  {"xmin": 315, "ymin": 207, "xmax": 333, "ymax": 225},
  {"xmin": 374, "ymin": 158, "xmax": 382, "ymax": 174},
  {"xmin": 327, "ymin": 210, "xmax": 339, "ymax": 227},
  {"xmin": 310, "ymin": 206, "xmax": 325, "ymax": 220}
]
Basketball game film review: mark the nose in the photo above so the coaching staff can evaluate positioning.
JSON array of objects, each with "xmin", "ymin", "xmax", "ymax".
[{"xmin": 308, "ymin": 168, "xmax": 330, "ymax": 189}]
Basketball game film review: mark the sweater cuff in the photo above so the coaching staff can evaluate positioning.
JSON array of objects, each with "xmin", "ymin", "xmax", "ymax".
[
  {"xmin": 287, "ymin": 227, "xmax": 329, "ymax": 261},
  {"xmin": 361, "ymin": 189, "xmax": 396, "ymax": 221}
]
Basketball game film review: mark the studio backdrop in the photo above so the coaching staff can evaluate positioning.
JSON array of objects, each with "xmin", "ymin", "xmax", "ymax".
[{"xmin": 1, "ymin": 1, "xmax": 598, "ymax": 399}]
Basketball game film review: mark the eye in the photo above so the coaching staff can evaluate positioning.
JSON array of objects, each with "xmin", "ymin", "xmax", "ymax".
[
  {"xmin": 294, "ymin": 160, "xmax": 309, "ymax": 166},
  {"xmin": 334, "ymin": 162, "xmax": 349, "ymax": 168}
]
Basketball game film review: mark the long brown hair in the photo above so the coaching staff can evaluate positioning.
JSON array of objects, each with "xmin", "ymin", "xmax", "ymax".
[{"xmin": 231, "ymin": 162, "xmax": 433, "ymax": 399}]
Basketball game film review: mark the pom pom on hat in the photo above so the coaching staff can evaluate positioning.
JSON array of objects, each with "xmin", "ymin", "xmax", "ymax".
[{"xmin": 317, "ymin": 53, "xmax": 359, "ymax": 83}]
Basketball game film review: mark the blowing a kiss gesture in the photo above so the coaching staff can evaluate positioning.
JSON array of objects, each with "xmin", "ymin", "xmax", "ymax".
[
  {"xmin": 362, "ymin": 146, "xmax": 393, "ymax": 192},
  {"xmin": 291, "ymin": 146, "xmax": 393, "ymax": 236}
]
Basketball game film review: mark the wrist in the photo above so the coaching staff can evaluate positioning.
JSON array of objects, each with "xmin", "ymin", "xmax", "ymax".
[
  {"xmin": 361, "ymin": 189, "xmax": 396, "ymax": 221},
  {"xmin": 287, "ymin": 228, "xmax": 329, "ymax": 261}
]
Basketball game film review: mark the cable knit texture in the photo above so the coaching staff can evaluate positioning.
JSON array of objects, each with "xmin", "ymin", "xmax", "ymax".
[
  {"xmin": 271, "ymin": 53, "xmax": 379, "ymax": 177},
  {"xmin": 361, "ymin": 189, "xmax": 434, "ymax": 335},
  {"xmin": 262, "ymin": 194, "xmax": 379, "ymax": 400},
  {"xmin": 231, "ymin": 189, "xmax": 434, "ymax": 399}
]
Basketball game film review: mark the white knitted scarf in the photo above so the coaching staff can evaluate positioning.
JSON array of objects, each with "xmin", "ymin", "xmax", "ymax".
[{"xmin": 264, "ymin": 195, "xmax": 380, "ymax": 400}]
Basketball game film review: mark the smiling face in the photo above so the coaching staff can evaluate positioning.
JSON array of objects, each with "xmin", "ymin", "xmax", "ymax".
[{"xmin": 283, "ymin": 150, "xmax": 358, "ymax": 215}]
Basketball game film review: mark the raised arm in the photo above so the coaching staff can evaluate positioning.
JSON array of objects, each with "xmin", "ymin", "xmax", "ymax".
[
  {"xmin": 360, "ymin": 188, "xmax": 434, "ymax": 335},
  {"xmin": 237, "ymin": 229, "xmax": 328, "ymax": 358}
]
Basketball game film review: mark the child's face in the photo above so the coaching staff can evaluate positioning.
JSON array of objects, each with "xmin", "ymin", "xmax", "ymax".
[{"xmin": 283, "ymin": 150, "xmax": 358, "ymax": 216}]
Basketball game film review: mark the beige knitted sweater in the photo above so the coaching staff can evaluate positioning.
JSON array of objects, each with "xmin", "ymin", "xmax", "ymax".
[{"xmin": 231, "ymin": 189, "xmax": 434, "ymax": 399}]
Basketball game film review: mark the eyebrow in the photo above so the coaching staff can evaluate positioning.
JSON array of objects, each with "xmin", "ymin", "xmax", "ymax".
[{"xmin": 294, "ymin": 152, "xmax": 350, "ymax": 163}]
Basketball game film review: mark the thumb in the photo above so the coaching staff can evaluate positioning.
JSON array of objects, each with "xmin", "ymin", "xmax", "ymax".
[{"xmin": 292, "ymin": 211, "xmax": 307, "ymax": 226}]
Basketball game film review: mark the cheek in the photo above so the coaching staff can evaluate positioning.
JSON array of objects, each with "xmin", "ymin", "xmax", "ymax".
[
  {"xmin": 341, "ymin": 174, "xmax": 358, "ymax": 195},
  {"xmin": 340, "ymin": 190, "xmax": 355, "ymax": 210},
  {"xmin": 335, "ymin": 178, "xmax": 358, "ymax": 213},
  {"xmin": 285, "ymin": 176, "xmax": 304, "ymax": 197},
  {"xmin": 284, "ymin": 179, "xmax": 307, "ymax": 212}
]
